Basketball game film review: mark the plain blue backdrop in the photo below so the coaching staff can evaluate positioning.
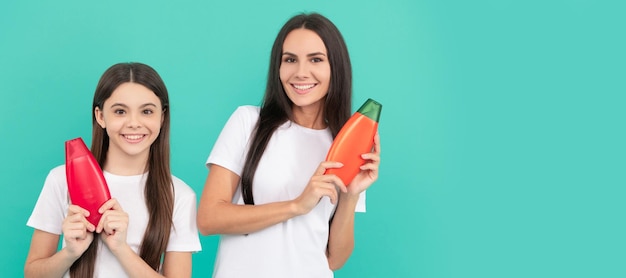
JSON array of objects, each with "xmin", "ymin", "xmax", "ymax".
[{"xmin": 1, "ymin": 0, "xmax": 625, "ymax": 277}]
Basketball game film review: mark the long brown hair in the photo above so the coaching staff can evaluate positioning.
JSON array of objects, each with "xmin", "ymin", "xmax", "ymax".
[
  {"xmin": 70, "ymin": 62, "xmax": 174, "ymax": 277},
  {"xmin": 240, "ymin": 13, "xmax": 353, "ymax": 205}
]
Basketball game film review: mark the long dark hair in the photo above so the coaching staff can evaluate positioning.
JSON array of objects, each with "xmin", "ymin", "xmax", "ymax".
[
  {"xmin": 240, "ymin": 13, "xmax": 353, "ymax": 205},
  {"xmin": 70, "ymin": 62, "xmax": 174, "ymax": 277}
]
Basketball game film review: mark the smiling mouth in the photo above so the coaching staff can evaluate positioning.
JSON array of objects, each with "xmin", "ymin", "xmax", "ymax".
[
  {"xmin": 123, "ymin": 134, "xmax": 145, "ymax": 141},
  {"xmin": 292, "ymin": 84, "xmax": 316, "ymax": 90}
]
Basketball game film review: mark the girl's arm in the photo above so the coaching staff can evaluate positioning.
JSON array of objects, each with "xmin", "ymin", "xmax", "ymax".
[
  {"xmin": 25, "ymin": 205, "xmax": 95, "ymax": 278},
  {"xmin": 327, "ymin": 133, "xmax": 381, "ymax": 270},
  {"xmin": 97, "ymin": 199, "xmax": 191, "ymax": 278},
  {"xmin": 107, "ymin": 246, "xmax": 191, "ymax": 278},
  {"xmin": 197, "ymin": 161, "xmax": 346, "ymax": 235},
  {"xmin": 24, "ymin": 230, "xmax": 77, "ymax": 278},
  {"xmin": 161, "ymin": 252, "xmax": 192, "ymax": 277}
]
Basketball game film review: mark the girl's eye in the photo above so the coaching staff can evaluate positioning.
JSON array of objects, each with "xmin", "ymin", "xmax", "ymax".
[
  {"xmin": 143, "ymin": 109, "xmax": 153, "ymax": 115},
  {"xmin": 114, "ymin": 109, "xmax": 126, "ymax": 115}
]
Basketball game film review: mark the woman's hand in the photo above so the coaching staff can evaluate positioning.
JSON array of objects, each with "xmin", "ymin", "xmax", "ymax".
[
  {"xmin": 294, "ymin": 133, "xmax": 381, "ymax": 214},
  {"xmin": 62, "ymin": 205, "xmax": 95, "ymax": 259},
  {"xmin": 293, "ymin": 161, "xmax": 347, "ymax": 215},
  {"xmin": 347, "ymin": 132, "xmax": 381, "ymax": 195},
  {"xmin": 96, "ymin": 198, "xmax": 129, "ymax": 253}
]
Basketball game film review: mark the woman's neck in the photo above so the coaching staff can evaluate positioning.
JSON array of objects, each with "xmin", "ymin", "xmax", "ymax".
[{"xmin": 292, "ymin": 104, "xmax": 326, "ymax": 130}]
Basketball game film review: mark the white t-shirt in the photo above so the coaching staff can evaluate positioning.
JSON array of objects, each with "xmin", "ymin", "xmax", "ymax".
[
  {"xmin": 27, "ymin": 165, "xmax": 202, "ymax": 278},
  {"xmin": 206, "ymin": 106, "xmax": 365, "ymax": 278}
]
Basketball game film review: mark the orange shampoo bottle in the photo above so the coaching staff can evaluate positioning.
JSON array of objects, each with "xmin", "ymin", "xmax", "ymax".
[{"xmin": 325, "ymin": 98, "xmax": 382, "ymax": 185}]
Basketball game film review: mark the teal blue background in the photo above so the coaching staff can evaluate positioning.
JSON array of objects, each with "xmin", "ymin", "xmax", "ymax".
[{"xmin": 1, "ymin": 0, "xmax": 625, "ymax": 277}]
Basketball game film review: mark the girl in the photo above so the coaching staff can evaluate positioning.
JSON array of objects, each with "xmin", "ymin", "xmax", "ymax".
[
  {"xmin": 25, "ymin": 62, "xmax": 202, "ymax": 278},
  {"xmin": 197, "ymin": 13, "xmax": 381, "ymax": 278}
]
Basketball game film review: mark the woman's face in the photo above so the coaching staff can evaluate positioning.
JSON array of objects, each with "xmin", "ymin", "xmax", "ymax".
[
  {"xmin": 95, "ymin": 82, "xmax": 163, "ymax": 162},
  {"xmin": 279, "ymin": 28, "xmax": 331, "ymax": 113}
]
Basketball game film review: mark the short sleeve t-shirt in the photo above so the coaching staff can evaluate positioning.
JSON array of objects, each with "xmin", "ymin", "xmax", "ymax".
[
  {"xmin": 207, "ymin": 106, "xmax": 365, "ymax": 278},
  {"xmin": 27, "ymin": 166, "xmax": 202, "ymax": 277}
]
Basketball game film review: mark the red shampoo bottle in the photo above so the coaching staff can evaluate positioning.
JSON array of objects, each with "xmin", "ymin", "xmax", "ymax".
[
  {"xmin": 325, "ymin": 98, "xmax": 382, "ymax": 185},
  {"xmin": 65, "ymin": 137, "xmax": 111, "ymax": 226}
]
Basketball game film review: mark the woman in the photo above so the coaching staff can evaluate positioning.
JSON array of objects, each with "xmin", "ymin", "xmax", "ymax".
[{"xmin": 197, "ymin": 13, "xmax": 381, "ymax": 278}]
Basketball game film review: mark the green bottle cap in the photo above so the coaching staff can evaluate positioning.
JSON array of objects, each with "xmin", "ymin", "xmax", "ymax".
[{"xmin": 357, "ymin": 98, "xmax": 382, "ymax": 122}]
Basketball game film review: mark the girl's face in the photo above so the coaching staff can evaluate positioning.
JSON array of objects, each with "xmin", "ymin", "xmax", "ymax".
[
  {"xmin": 95, "ymin": 82, "xmax": 163, "ymax": 162},
  {"xmin": 280, "ymin": 28, "xmax": 331, "ymax": 113}
]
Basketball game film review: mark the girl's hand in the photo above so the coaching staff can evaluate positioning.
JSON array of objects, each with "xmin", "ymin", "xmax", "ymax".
[
  {"xmin": 96, "ymin": 198, "xmax": 129, "ymax": 253},
  {"xmin": 293, "ymin": 161, "xmax": 347, "ymax": 215},
  {"xmin": 347, "ymin": 132, "xmax": 381, "ymax": 195},
  {"xmin": 62, "ymin": 205, "xmax": 95, "ymax": 258}
]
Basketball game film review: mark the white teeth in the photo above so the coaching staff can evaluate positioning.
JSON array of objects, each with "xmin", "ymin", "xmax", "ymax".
[
  {"xmin": 294, "ymin": 84, "xmax": 315, "ymax": 90},
  {"xmin": 125, "ymin": 135, "xmax": 143, "ymax": 140}
]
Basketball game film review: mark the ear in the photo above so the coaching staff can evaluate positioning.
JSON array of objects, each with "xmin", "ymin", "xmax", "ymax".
[{"xmin": 94, "ymin": 106, "xmax": 106, "ymax": 129}]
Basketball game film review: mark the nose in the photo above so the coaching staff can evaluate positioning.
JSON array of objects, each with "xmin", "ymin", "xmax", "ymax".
[
  {"xmin": 126, "ymin": 112, "xmax": 141, "ymax": 128},
  {"xmin": 295, "ymin": 61, "xmax": 310, "ymax": 79}
]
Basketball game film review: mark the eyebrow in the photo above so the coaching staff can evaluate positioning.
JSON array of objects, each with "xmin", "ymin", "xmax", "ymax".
[
  {"xmin": 110, "ymin": 103, "xmax": 158, "ymax": 109},
  {"xmin": 282, "ymin": 51, "xmax": 327, "ymax": 57}
]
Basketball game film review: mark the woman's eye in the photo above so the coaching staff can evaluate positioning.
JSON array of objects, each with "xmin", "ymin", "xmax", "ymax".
[
  {"xmin": 114, "ymin": 109, "xmax": 126, "ymax": 115},
  {"xmin": 284, "ymin": 57, "xmax": 296, "ymax": 63},
  {"xmin": 311, "ymin": 57, "xmax": 323, "ymax": 63},
  {"xmin": 143, "ymin": 109, "xmax": 153, "ymax": 115}
]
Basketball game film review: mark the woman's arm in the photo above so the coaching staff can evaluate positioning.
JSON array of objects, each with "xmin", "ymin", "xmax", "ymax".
[
  {"xmin": 326, "ymin": 133, "xmax": 381, "ymax": 270},
  {"xmin": 197, "ymin": 161, "xmax": 346, "ymax": 235},
  {"xmin": 196, "ymin": 164, "xmax": 301, "ymax": 235},
  {"xmin": 326, "ymin": 193, "xmax": 360, "ymax": 270}
]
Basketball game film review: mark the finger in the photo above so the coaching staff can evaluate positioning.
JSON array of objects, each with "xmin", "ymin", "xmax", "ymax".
[
  {"xmin": 317, "ymin": 179, "xmax": 342, "ymax": 203},
  {"xmin": 98, "ymin": 198, "xmax": 122, "ymax": 213},
  {"xmin": 306, "ymin": 182, "xmax": 337, "ymax": 205},
  {"xmin": 359, "ymin": 164, "xmax": 378, "ymax": 178},
  {"xmin": 85, "ymin": 221, "xmax": 96, "ymax": 232},
  {"xmin": 314, "ymin": 161, "xmax": 344, "ymax": 176},
  {"xmin": 360, "ymin": 152, "xmax": 380, "ymax": 163},
  {"xmin": 65, "ymin": 211, "xmax": 92, "ymax": 230},
  {"xmin": 68, "ymin": 205, "xmax": 90, "ymax": 217},
  {"xmin": 102, "ymin": 218, "xmax": 127, "ymax": 235},
  {"xmin": 64, "ymin": 222, "xmax": 93, "ymax": 239},
  {"xmin": 331, "ymin": 176, "xmax": 347, "ymax": 193},
  {"xmin": 96, "ymin": 215, "xmax": 105, "ymax": 233},
  {"xmin": 102, "ymin": 213, "xmax": 127, "ymax": 225},
  {"xmin": 330, "ymin": 190, "xmax": 339, "ymax": 204},
  {"xmin": 373, "ymin": 132, "xmax": 381, "ymax": 154},
  {"xmin": 326, "ymin": 186, "xmax": 339, "ymax": 204},
  {"xmin": 359, "ymin": 161, "xmax": 379, "ymax": 171},
  {"xmin": 313, "ymin": 172, "xmax": 346, "ymax": 193},
  {"xmin": 69, "ymin": 214, "xmax": 95, "ymax": 230},
  {"xmin": 65, "ymin": 212, "xmax": 86, "ymax": 223},
  {"xmin": 67, "ymin": 228, "xmax": 89, "ymax": 240},
  {"xmin": 97, "ymin": 210, "xmax": 128, "ymax": 233},
  {"xmin": 102, "ymin": 222, "xmax": 117, "ymax": 236}
]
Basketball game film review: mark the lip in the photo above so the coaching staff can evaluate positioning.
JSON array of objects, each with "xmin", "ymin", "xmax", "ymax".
[
  {"xmin": 122, "ymin": 134, "xmax": 146, "ymax": 143},
  {"xmin": 291, "ymin": 83, "xmax": 317, "ymax": 94}
]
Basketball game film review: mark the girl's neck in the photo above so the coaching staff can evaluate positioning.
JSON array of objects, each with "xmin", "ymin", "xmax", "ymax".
[{"xmin": 102, "ymin": 150, "xmax": 149, "ymax": 176}]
